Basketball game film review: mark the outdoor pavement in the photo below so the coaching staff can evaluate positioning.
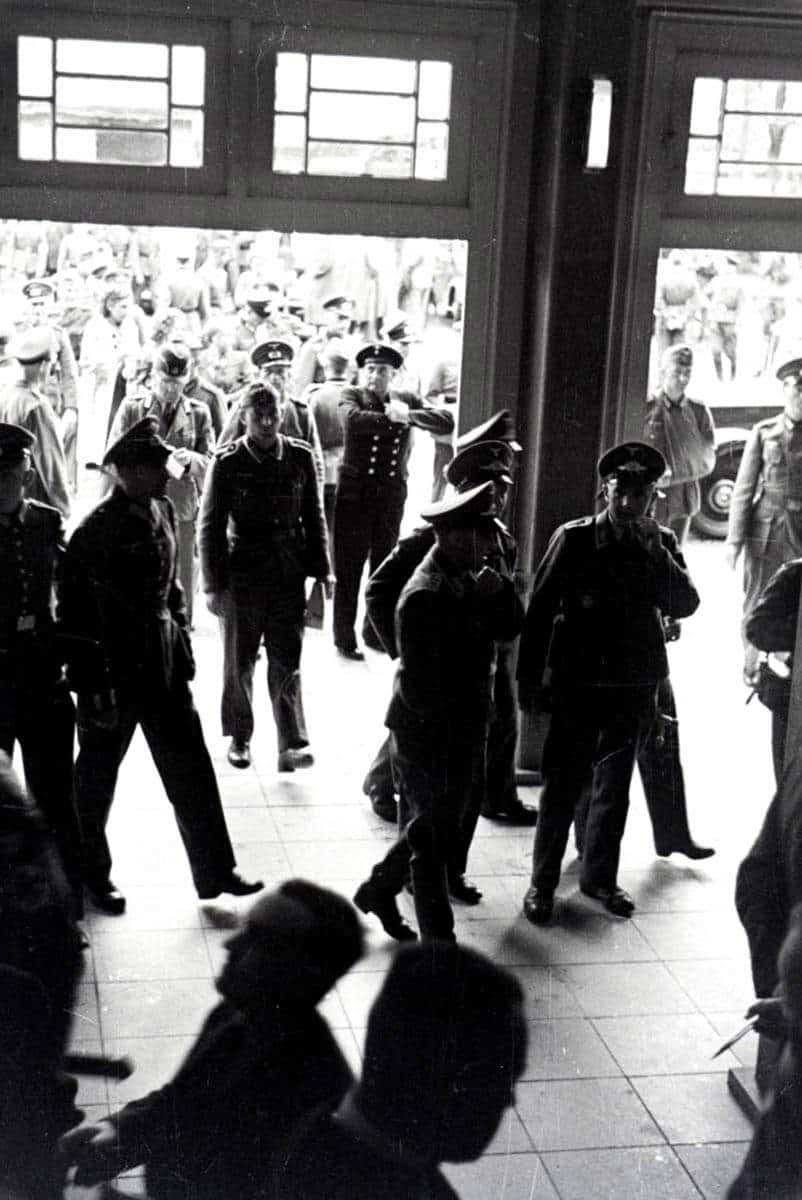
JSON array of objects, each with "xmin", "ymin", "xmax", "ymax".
[{"xmin": 59, "ymin": 529, "xmax": 776, "ymax": 1199}]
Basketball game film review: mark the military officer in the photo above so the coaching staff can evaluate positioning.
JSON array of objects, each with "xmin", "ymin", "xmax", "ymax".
[
  {"xmin": 727, "ymin": 354, "xmax": 802, "ymax": 683},
  {"xmin": 0, "ymin": 423, "xmax": 85, "ymax": 911},
  {"xmin": 518, "ymin": 442, "xmax": 700, "ymax": 925},
  {"xmin": 61, "ymin": 417, "xmax": 261, "ymax": 915},
  {"xmin": 198, "ymin": 383, "xmax": 332, "ymax": 773},
  {"xmin": 106, "ymin": 342, "xmax": 213, "ymax": 628},
  {"xmin": 333, "ymin": 342, "xmax": 454, "ymax": 659},
  {"xmin": 354, "ymin": 483, "xmax": 524, "ymax": 943},
  {"xmin": 292, "ymin": 294, "xmax": 356, "ymax": 396},
  {"xmin": 0, "ymin": 327, "xmax": 71, "ymax": 520}
]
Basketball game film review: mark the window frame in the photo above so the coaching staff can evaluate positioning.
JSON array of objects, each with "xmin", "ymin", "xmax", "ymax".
[
  {"xmin": 249, "ymin": 24, "xmax": 474, "ymax": 205},
  {"xmin": 0, "ymin": 9, "xmax": 229, "ymax": 193}
]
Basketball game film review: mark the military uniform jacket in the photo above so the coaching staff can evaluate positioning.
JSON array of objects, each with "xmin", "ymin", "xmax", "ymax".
[
  {"xmin": 0, "ymin": 382, "xmax": 70, "ymax": 520},
  {"xmin": 198, "ymin": 434, "xmax": 330, "ymax": 594},
  {"xmin": 727, "ymin": 413, "xmax": 802, "ymax": 556},
  {"xmin": 218, "ymin": 395, "xmax": 325, "ymax": 497},
  {"xmin": 106, "ymin": 393, "xmax": 213, "ymax": 523},
  {"xmin": 337, "ymin": 387, "xmax": 454, "ymax": 490},
  {"xmin": 0, "ymin": 499, "xmax": 65, "ymax": 690},
  {"xmin": 385, "ymin": 546, "xmax": 524, "ymax": 746},
  {"xmin": 60, "ymin": 489, "xmax": 192, "ymax": 695},
  {"xmin": 517, "ymin": 511, "xmax": 699, "ymax": 693}
]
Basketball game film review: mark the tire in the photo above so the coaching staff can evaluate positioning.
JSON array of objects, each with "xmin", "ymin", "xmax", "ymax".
[{"xmin": 691, "ymin": 443, "xmax": 743, "ymax": 539}]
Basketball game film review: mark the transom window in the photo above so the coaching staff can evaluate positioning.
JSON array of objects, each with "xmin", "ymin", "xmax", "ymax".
[
  {"xmin": 17, "ymin": 36, "xmax": 206, "ymax": 168},
  {"xmin": 272, "ymin": 53, "xmax": 452, "ymax": 180},
  {"xmin": 686, "ymin": 76, "xmax": 802, "ymax": 198}
]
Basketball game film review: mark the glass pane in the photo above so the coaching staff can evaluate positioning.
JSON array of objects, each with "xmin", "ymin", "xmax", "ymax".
[
  {"xmin": 307, "ymin": 141, "xmax": 412, "ymax": 177},
  {"xmin": 684, "ymin": 137, "xmax": 718, "ymax": 194},
  {"xmin": 56, "ymin": 39, "xmax": 168, "ymax": 78},
  {"xmin": 56, "ymin": 77, "xmax": 168, "ymax": 129},
  {"xmin": 690, "ymin": 77, "xmax": 723, "ymax": 136},
  {"xmin": 415, "ymin": 121, "xmax": 449, "ymax": 180},
  {"xmin": 586, "ymin": 77, "xmax": 612, "ymax": 169},
  {"xmin": 170, "ymin": 107, "xmax": 204, "ymax": 167},
  {"xmin": 726, "ymin": 79, "xmax": 802, "ymax": 115},
  {"xmin": 309, "ymin": 92, "xmax": 415, "ymax": 142},
  {"xmin": 721, "ymin": 113, "xmax": 802, "ymax": 164},
  {"xmin": 717, "ymin": 161, "xmax": 802, "ymax": 198},
  {"xmin": 56, "ymin": 125, "xmax": 167, "ymax": 165},
  {"xmin": 275, "ymin": 53, "xmax": 308, "ymax": 113},
  {"xmin": 18, "ymin": 100, "xmax": 52, "ymax": 160},
  {"xmin": 18, "ymin": 37, "xmax": 53, "ymax": 98},
  {"xmin": 171, "ymin": 46, "xmax": 205, "ymax": 107},
  {"xmin": 418, "ymin": 61, "xmax": 451, "ymax": 121},
  {"xmin": 273, "ymin": 114, "xmax": 306, "ymax": 174},
  {"xmin": 310, "ymin": 55, "xmax": 416, "ymax": 94}
]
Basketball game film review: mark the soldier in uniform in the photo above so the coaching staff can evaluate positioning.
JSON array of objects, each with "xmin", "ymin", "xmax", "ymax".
[
  {"xmin": 354, "ymin": 483, "xmax": 524, "ymax": 943},
  {"xmin": 198, "ymin": 383, "xmax": 332, "ymax": 773},
  {"xmin": 332, "ymin": 343, "xmax": 454, "ymax": 659},
  {"xmin": 61, "ymin": 417, "xmax": 261, "ymax": 915},
  {"xmin": 106, "ymin": 342, "xmax": 213, "ymax": 628},
  {"xmin": 293, "ymin": 294, "xmax": 356, "ymax": 396},
  {"xmin": 727, "ymin": 354, "xmax": 802, "ymax": 682},
  {"xmin": 518, "ymin": 442, "xmax": 700, "ymax": 925},
  {"xmin": 181, "ymin": 330, "xmax": 228, "ymax": 439},
  {"xmin": 0, "ymin": 423, "xmax": 85, "ymax": 911},
  {"xmin": 0, "ymin": 327, "xmax": 71, "ymax": 520}
]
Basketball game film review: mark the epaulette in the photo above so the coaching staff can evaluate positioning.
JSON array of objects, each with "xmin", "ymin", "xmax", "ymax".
[
  {"xmin": 563, "ymin": 516, "xmax": 594, "ymax": 529},
  {"xmin": 284, "ymin": 435, "xmax": 312, "ymax": 452},
  {"xmin": 214, "ymin": 441, "xmax": 240, "ymax": 459}
]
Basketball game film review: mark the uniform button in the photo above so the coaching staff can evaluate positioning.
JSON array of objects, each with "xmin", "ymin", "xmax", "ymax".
[
  {"xmin": 368, "ymin": 468, "xmax": 375, "ymax": 475},
  {"xmin": 389, "ymin": 471, "xmax": 396, "ymax": 477}
]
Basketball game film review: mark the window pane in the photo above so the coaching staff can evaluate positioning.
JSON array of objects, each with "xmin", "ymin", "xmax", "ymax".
[
  {"xmin": 307, "ymin": 140, "xmax": 412, "ymax": 177},
  {"xmin": 273, "ymin": 114, "xmax": 307, "ymax": 173},
  {"xmin": 418, "ymin": 61, "xmax": 451, "ymax": 121},
  {"xmin": 18, "ymin": 100, "xmax": 52, "ymax": 160},
  {"xmin": 170, "ymin": 107, "xmax": 204, "ymax": 167},
  {"xmin": 309, "ymin": 92, "xmax": 415, "ymax": 142},
  {"xmin": 689, "ymin": 77, "xmax": 723, "ymax": 136},
  {"xmin": 684, "ymin": 137, "xmax": 718, "ymax": 194},
  {"xmin": 171, "ymin": 46, "xmax": 205, "ymax": 107},
  {"xmin": 726, "ymin": 79, "xmax": 802, "ymax": 115},
  {"xmin": 56, "ymin": 39, "xmax": 168, "ymax": 78},
  {"xmin": 310, "ymin": 55, "xmax": 416, "ymax": 94},
  {"xmin": 275, "ymin": 53, "xmax": 308, "ymax": 113},
  {"xmin": 717, "ymin": 161, "xmax": 802, "ymax": 198},
  {"xmin": 56, "ymin": 77, "xmax": 168, "ymax": 129},
  {"xmin": 18, "ymin": 37, "xmax": 53, "ymax": 98},
  {"xmin": 415, "ymin": 121, "xmax": 448, "ymax": 179},
  {"xmin": 721, "ymin": 113, "xmax": 802, "ymax": 164},
  {"xmin": 56, "ymin": 126, "xmax": 167, "ymax": 165},
  {"xmin": 586, "ymin": 77, "xmax": 612, "ymax": 169}
]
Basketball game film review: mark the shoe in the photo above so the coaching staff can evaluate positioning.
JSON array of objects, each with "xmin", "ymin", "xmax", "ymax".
[
  {"xmin": 523, "ymin": 886, "xmax": 553, "ymax": 925},
  {"xmin": 353, "ymin": 880, "xmax": 417, "ymax": 942},
  {"xmin": 86, "ymin": 881, "xmax": 127, "ymax": 915},
  {"xmin": 277, "ymin": 748, "xmax": 315, "ymax": 772},
  {"xmin": 481, "ymin": 797, "xmax": 538, "ymax": 826},
  {"xmin": 197, "ymin": 871, "xmax": 264, "ymax": 901},
  {"xmin": 336, "ymin": 645, "xmax": 365, "ymax": 661},
  {"xmin": 369, "ymin": 789, "xmax": 398, "ymax": 823},
  {"xmin": 227, "ymin": 739, "xmax": 251, "ymax": 769},
  {"xmin": 656, "ymin": 841, "xmax": 715, "ymax": 861},
  {"xmin": 580, "ymin": 883, "xmax": 635, "ymax": 917},
  {"xmin": 448, "ymin": 875, "xmax": 483, "ymax": 905}
]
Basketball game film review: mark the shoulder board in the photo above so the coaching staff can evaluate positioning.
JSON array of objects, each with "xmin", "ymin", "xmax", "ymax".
[
  {"xmin": 563, "ymin": 516, "xmax": 594, "ymax": 529},
  {"xmin": 284, "ymin": 435, "xmax": 312, "ymax": 452},
  {"xmin": 214, "ymin": 441, "xmax": 240, "ymax": 459}
]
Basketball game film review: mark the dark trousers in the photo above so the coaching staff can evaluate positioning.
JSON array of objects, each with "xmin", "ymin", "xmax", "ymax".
[
  {"xmin": 74, "ymin": 682, "xmax": 235, "ymax": 894},
  {"xmin": 363, "ymin": 734, "xmax": 395, "ymax": 798},
  {"xmin": 306, "ymin": 484, "xmax": 337, "ymax": 629},
  {"xmin": 0, "ymin": 679, "xmax": 83, "ymax": 908},
  {"xmin": 221, "ymin": 580, "xmax": 308, "ymax": 752},
  {"xmin": 486, "ymin": 642, "xmax": 519, "ymax": 807},
  {"xmin": 332, "ymin": 480, "xmax": 406, "ymax": 651},
  {"xmin": 772, "ymin": 702, "xmax": 790, "ymax": 786},
  {"xmin": 531, "ymin": 684, "xmax": 657, "ymax": 895},
  {"xmin": 367, "ymin": 730, "xmax": 485, "ymax": 941}
]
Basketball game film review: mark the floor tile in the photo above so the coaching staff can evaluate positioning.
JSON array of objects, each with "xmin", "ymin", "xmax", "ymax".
[
  {"xmin": 271, "ymin": 803, "xmax": 395, "ymax": 842},
  {"xmin": 560, "ymin": 962, "xmax": 695, "ymax": 1017},
  {"xmin": 336, "ymin": 968, "xmax": 386, "ymax": 1028},
  {"xmin": 444, "ymin": 1153, "xmax": 559, "ymax": 1199},
  {"xmin": 675, "ymin": 1142, "xmax": 750, "ymax": 1199},
  {"xmin": 508, "ymin": 966, "xmax": 585, "ymax": 1020},
  {"xmin": 284, "ymin": 838, "xmax": 386, "ymax": 879},
  {"xmin": 521, "ymin": 1019, "xmax": 621, "ymax": 1080},
  {"xmin": 93, "ymin": 928, "xmax": 213, "ymax": 983},
  {"xmin": 633, "ymin": 912, "xmax": 748, "ymax": 960},
  {"xmin": 516, "ymin": 1078, "xmax": 664, "ymax": 1151},
  {"xmin": 219, "ymin": 806, "xmax": 280, "ymax": 843},
  {"xmin": 104, "ymin": 1035, "xmax": 195, "ymax": 1106},
  {"xmin": 593, "ymin": 1013, "xmax": 738, "ymax": 1075},
  {"xmin": 541, "ymin": 1147, "xmax": 701, "ymax": 1199},
  {"xmin": 483, "ymin": 911, "xmax": 658, "ymax": 966},
  {"xmin": 617, "ymin": 866, "xmax": 725, "ymax": 914},
  {"xmin": 87, "ymin": 885, "xmax": 204, "ymax": 933},
  {"xmin": 631, "ymin": 1074, "xmax": 756, "ymax": 1143},
  {"xmin": 482, "ymin": 1109, "xmax": 535, "ymax": 1156},
  {"xmin": 666, "ymin": 959, "xmax": 756, "ymax": 1013},
  {"xmin": 98, "ymin": 979, "xmax": 218, "ymax": 1040},
  {"xmin": 68, "ymin": 982, "xmax": 103, "ymax": 1046}
]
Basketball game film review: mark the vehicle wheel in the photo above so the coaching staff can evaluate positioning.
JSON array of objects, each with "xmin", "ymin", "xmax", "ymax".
[{"xmin": 691, "ymin": 444, "xmax": 742, "ymax": 539}]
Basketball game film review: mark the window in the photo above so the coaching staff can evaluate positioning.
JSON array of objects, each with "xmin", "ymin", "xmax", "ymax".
[
  {"xmin": 272, "ymin": 53, "xmax": 452, "ymax": 180},
  {"xmin": 17, "ymin": 36, "xmax": 206, "ymax": 168},
  {"xmin": 685, "ymin": 76, "xmax": 802, "ymax": 198}
]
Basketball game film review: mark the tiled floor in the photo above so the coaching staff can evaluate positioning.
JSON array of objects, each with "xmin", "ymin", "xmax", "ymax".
[{"xmin": 57, "ymin": 535, "xmax": 774, "ymax": 1198}]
